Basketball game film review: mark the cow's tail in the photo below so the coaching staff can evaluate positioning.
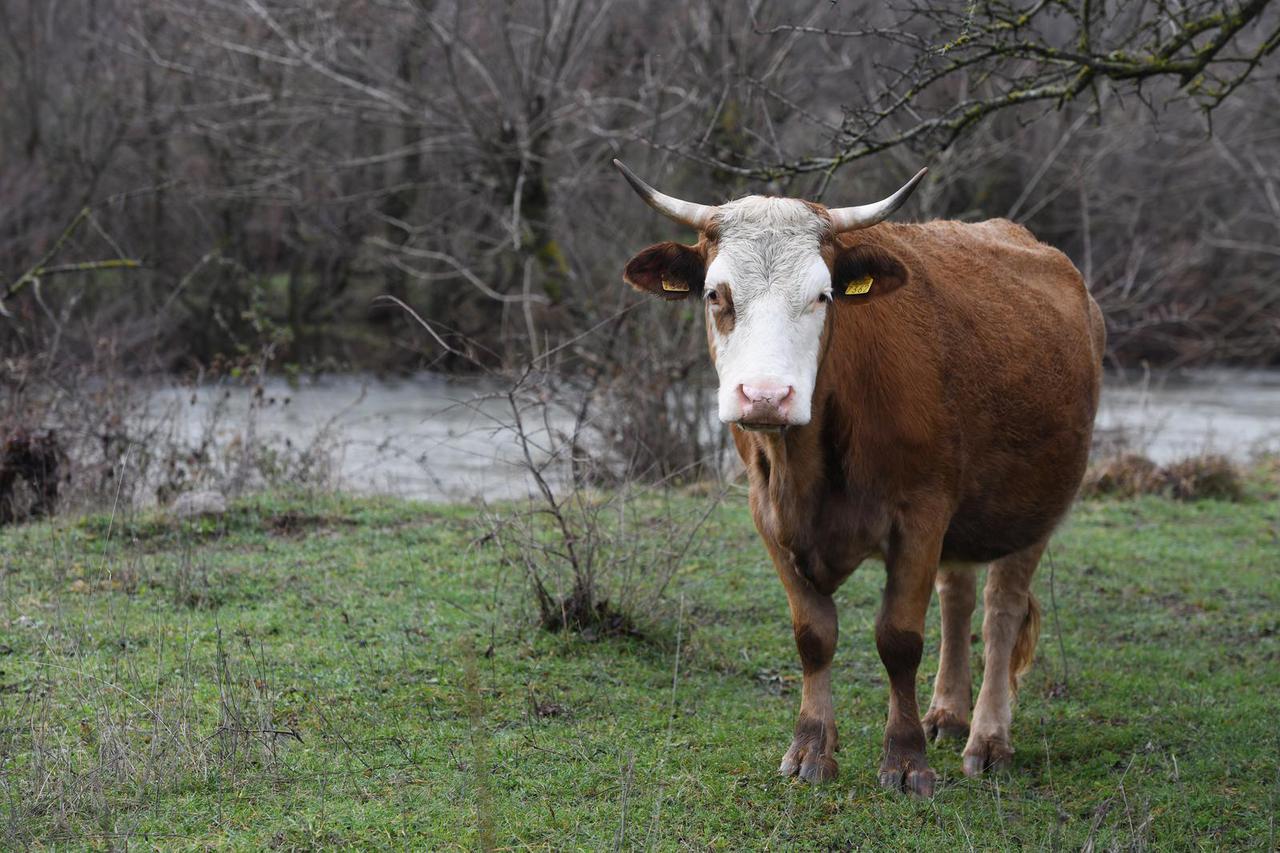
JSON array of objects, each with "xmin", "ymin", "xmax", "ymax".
[{"xmin": 1009, "ymin": 590, "xmax": 1041, "ymax": 695}]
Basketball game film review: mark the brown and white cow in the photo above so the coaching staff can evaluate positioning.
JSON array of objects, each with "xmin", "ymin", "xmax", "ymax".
[{"xmin": 615, "ymin": 160, "xmax": 1104, "ymax": 796}]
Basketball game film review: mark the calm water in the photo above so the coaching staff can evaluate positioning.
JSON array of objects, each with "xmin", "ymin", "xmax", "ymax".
[{"xmin": 152, "ymin": 370, "xmax": 1280, "ymax": 502}]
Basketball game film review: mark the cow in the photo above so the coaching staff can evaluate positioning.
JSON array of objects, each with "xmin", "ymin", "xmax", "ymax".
[{"xmin": 613, "ymin": 159, "xmax": 1104, "ymax": 796}]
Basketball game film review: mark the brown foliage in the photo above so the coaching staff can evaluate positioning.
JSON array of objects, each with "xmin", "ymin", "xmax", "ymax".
[
  {"xmin": 1081, "ymin": 453, "xmax": 1244, "ymax": 501},
  {"xmin": 0, "ymin": 426, "xmax": 61, "ymax": 523}
]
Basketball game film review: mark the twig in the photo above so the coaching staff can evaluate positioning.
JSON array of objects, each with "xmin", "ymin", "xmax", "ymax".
[{"xmin": 1, "ymin": 209, "xmax": 142, "ymax": 315}]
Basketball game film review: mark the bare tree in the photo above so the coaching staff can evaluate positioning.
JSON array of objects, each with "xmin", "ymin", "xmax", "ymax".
[
  {"xmin": 699, "ymin": 1, "xmax": 1280, "ymax": 178},
  {"xmin": 1, "ymin": 0, "xmax": 1278, "ymax": 426}
]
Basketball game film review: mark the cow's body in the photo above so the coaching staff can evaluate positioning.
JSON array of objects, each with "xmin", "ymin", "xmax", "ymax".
[
  {"xmin": 739, "ymin": 218, "xmax": 1103, "ymax": 586},
  {"xmin": 615, "ymin": 161, "xmax": 1103, "ymax": 795}
]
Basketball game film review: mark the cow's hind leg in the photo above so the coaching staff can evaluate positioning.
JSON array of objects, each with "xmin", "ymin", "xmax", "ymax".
[
  {"xmin": 923, "ymin": 565, "xmax": 977, "ymax": 742},
  {"xmin": 963, "ymin": 539, "xmax": 1044, "ymax": 777},
  {"xmin": 773, "ymin": 549, "xmax": 840, "ymax": 783}
]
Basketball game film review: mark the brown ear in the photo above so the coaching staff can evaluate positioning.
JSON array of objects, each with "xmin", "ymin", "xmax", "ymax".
[
  {"xmin": 831, "ymin": 243, "xmax": 910, "ymax": 303},
  {"xmin": 623, "ymin": 241, "xmax": 705, "ymax": 301}
]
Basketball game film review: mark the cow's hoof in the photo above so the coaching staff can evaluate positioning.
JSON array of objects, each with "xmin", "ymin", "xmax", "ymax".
[
  {"xmin": 877, "ymin": 750, "xmax": 936, "ymax": 797},
  {"xmin": 778, "ymin": 719, "xmax": 838, "ymax": 783},
  {"xmin": 962, "ymin": 735, "xmax": 1013, "ymax": 778},
  {"xmin": 922, "ymin": 707, "xmax": 970, "ymax": 743}
]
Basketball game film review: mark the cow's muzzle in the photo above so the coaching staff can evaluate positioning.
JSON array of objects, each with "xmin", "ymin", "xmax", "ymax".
[{"xmin": 734, "ymin": 382, "xmax": 795, "ymax": 429}]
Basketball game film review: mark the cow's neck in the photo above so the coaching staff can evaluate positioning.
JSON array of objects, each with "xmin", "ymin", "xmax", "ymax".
[
  {"xmin": 739, "ymin": 302, "xmax": 936, "ymax": 551},
  {"xmin": 749, "ymin": 426, "xmax": 822, "ymax": 506}
]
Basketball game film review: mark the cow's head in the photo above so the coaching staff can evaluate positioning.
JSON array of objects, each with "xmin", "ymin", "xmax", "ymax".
[{"xmin": 616, "ymin": 160, "xmax": 925, "ymax": 430}]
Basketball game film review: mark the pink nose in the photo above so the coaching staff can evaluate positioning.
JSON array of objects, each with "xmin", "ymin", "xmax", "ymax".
[{"xmin": 737, "ymin": 383, "xmax": 795, "ymax": 423}]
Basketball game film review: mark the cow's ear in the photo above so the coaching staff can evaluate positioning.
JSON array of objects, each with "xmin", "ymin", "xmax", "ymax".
[
  {"xmin": 623, "ymin": 241, "xmax": 705, "ymax": 301},
  {"xmin": 831, "ymin": 243, "xmax": 910, "ymax": 303}
]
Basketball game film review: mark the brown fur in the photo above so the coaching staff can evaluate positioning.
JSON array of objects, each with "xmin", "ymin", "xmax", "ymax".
[
  {"xmin": 622, "ymin": 239, "xmax": 707, "ymax": 299},
  {"xmin": 730, "ymin": 219, "xmax": 1102, "ymax": 580},
  {"xmin": 708, "ymin": 283, "xmax": 736, "ymax": 336},
  {"xmin": 749, "ymin": 219, "xmax": 1100, "ymax": 789},
  {"xmin": 924, "ymin": 566, "xmax": 977, "ymax": 739}
]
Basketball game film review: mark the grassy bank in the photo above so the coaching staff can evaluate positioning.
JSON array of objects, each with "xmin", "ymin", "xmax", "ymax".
[{"xmin": 2, "ymin": 484, "xmax": 1278, "ymax": 849}]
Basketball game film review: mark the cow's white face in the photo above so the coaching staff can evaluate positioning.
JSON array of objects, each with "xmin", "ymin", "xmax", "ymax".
[
  {"xmin": 703, "ymin": 198, "xmax": 831, "ymax": 428},
  {"xmin": 617, "ymin": 160, "xmax": 922, "ymax": 434}
]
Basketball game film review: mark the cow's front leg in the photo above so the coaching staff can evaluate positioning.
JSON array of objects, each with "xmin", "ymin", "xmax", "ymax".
[
  {"xmin": 772, "ymin": 548, "xmax": 839, "ymax": 783},
  {"xmin": 876, "ymin": 523, "xmax": 943, "ymax": 796}
]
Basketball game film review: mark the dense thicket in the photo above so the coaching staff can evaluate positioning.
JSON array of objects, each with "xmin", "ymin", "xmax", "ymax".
[{"xmin": 2, "ymin": 0, "xmax": 1277, "ymax": 379}]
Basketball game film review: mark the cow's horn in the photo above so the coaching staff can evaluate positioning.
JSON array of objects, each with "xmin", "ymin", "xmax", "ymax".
[
  {"xmin": 612, "ymin": 159, "xmax": 716, "ymax": 230},
  {"xmin": 827, "ymin": 168, "xmax": 928, "ymax": 233}
]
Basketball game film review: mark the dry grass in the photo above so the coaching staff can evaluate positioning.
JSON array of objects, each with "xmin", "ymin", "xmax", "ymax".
[
  {"xmin": 1161, "ymin": 454, "xmax": 1246, "ymax": 501},
  {"xmin": 1081, "ymin": 452, "xmax": 1244, "ymax": 501}
]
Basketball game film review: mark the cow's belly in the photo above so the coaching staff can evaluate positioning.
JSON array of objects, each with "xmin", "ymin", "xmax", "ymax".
[
  {"xmin": 937, "ymin": 304, "xmax": 1101, "ymax": 562},
  {"xmin": 941, "ymin": 494, "xmax": 1064, "ymax": 563},
  {"xmin": 941, "ymin": 414, "xmax": 1095, "ymax": 563}
]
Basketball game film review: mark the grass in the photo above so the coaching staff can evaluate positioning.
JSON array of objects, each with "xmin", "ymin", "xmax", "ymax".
[{"xmin": 1, "ymin": 485, "xmax": 1278, "ymax": 850}]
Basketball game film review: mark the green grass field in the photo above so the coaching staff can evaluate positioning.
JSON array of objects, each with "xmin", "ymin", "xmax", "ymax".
[{"xmin": 2, "ymin": 482, "xmax": 1278, "ymax": 849}]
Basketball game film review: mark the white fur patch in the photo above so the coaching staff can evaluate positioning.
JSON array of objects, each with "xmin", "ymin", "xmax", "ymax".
[{"xmin": 705, "ymin": 197, "xmax": 832, "ymax": 425}]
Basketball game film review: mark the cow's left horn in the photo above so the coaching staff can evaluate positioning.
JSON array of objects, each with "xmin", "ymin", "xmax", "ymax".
[
  {"xmin": 613, "ymin": 159, "xmax": 716, "ymax": 231},
  {"xmin": 827, "ymin": 167, "xmax": 928, "ymax": 233}
]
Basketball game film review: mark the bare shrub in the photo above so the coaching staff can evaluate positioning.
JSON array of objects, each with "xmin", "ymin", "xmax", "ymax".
[
  {"xmin": 5, "ymin": 1, "xmax": 1278, "ymax": 379},
  {"xmin": 1081, "ymin": 454, "xmax": 1166, "ymax": 499},
  {"xmin": 1, "ymin": 1, "xmax": 1277, "ymax": 517},
  {"xmin": 0, "ymin": 334, "xmax": 346, "ymax": 521},
  {"xmin": 585, "ymin": 307, "xmax": 732, "ymax": 483},
  {"xmin": 169, "ymin": 546, "xmax": 223, "ymax": 610},
  {"xmin": 1082, "ymin": 453, "xmax": 1244, "ymax": 501},
  {"xmin": 473, "ymin": 368, "xmax": 726, "ymax": 637},
  {"xmin": 1162, "ymin": 455, "xmax": 1245, "ymax": 502},
  {"xmin": 0, "ymin": 425, "xmax": 61, "ymax": 523}
]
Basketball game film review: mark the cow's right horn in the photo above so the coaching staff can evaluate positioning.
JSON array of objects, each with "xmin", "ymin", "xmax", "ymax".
[{"xmin": 613, "ymin": 159, "xmax": 716, "ymax": 231}]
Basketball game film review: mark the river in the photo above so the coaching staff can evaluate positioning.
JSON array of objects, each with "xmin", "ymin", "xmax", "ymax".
[{"xmin": 150, "ymin": 369, "xmax": 1280, "ymax": 503}]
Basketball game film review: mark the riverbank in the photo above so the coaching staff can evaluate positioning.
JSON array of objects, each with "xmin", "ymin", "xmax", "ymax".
[{"xmin": 2, "ymin": 483, "xmax": 1278, "ymax": 848}]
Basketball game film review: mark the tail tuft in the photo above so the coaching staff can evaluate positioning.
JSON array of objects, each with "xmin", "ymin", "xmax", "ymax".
[{"xmin": 1009, "ymin": 590, "xmax": 1041, "ymax": 694}]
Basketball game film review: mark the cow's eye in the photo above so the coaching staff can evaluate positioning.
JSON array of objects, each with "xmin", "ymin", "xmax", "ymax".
[
  {"xmin": 816, "ymin": 292, "xmax": 831, "ymax": 305},
  {"xmin": 705, "ymin": 289, "xmax": 720, "ymax": 305}
]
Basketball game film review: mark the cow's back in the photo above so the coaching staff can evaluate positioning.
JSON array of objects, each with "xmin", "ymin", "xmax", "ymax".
[{"xmin": 833, "ymin": 219, "xmax": 1104, "ymax": 563}]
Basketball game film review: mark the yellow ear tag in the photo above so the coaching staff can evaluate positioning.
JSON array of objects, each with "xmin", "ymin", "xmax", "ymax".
[
  {"xmin": 845, "ymin": 275, "xmax": 873, "ymax": 296},
  {"xmin": 661, "ymin": 278, "xmax": 688, "ymax": 292}
]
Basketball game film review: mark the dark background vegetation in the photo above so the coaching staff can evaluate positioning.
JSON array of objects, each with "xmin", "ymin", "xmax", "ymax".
[
  {"xmin": 1, "ymin": 0, "xmax": 1278, "ymax": 483},
  {"xmin": 3, "ymin": 0, "xmax": 1279, "ymax": 369}
]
